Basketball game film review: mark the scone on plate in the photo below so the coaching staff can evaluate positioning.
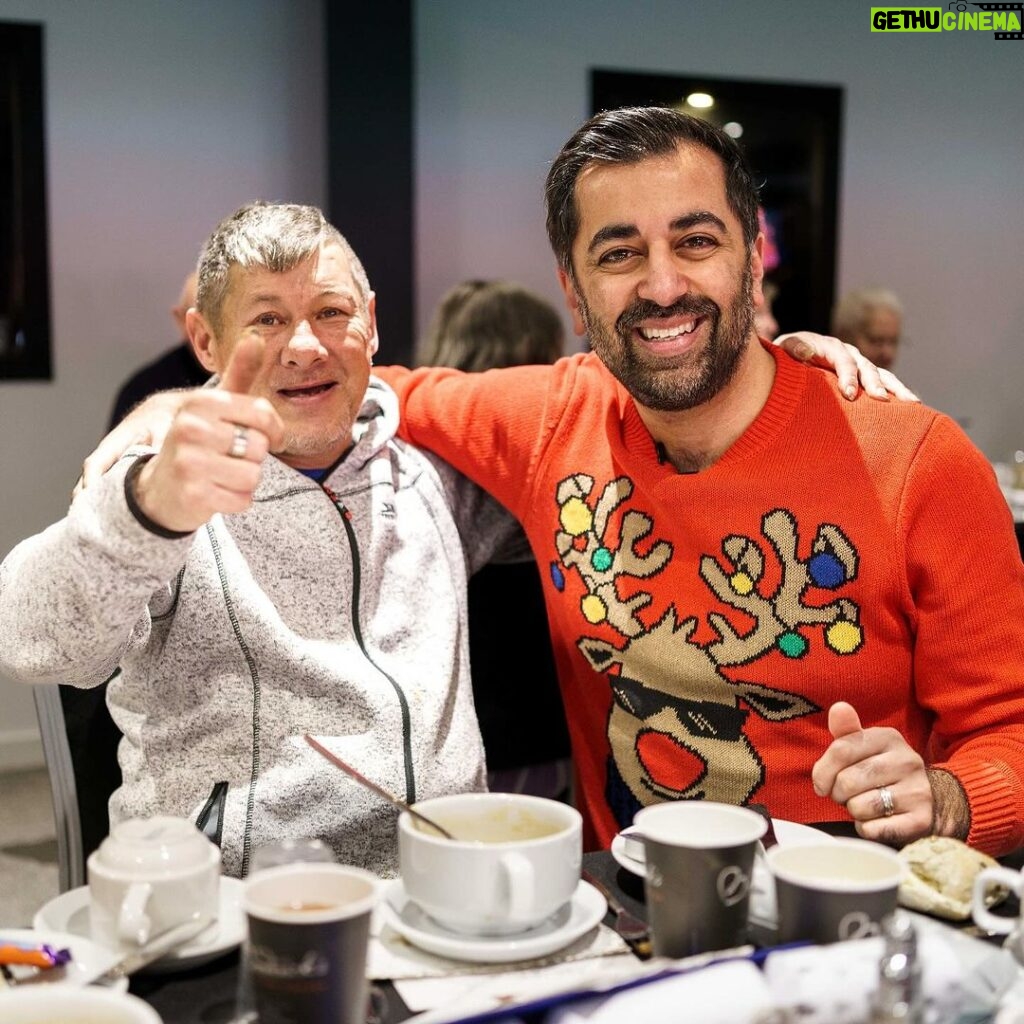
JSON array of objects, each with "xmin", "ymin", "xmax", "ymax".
[{"xmin": 898, "ymin": 835, "xmax": 1006, "ymax": 920}]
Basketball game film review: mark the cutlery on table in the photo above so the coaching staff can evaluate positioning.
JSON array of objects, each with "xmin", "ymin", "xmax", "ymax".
[
  {"xmin": 581, "ymin": 868, "xmax": 651, "ymax": 958},
  {"xmin": 303, "ymin": 734, "xmax": 456, "ymax": 840},
  {"xmin": 85, "ymin": 914, "xmax": 212, "ymax": 986}
]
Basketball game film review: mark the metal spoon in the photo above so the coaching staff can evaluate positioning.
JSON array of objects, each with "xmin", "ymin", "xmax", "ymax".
[{"xmin": 303, "ymin": 734, "xmax": 456, "ymax": 840}]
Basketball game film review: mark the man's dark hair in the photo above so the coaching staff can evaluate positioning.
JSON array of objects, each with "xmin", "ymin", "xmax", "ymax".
[{"xmin": 545, "ymin": 106, "xmax": 761, "ymax": 279}]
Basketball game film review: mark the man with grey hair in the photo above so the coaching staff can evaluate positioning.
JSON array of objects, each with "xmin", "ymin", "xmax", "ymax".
[
  {"xmin": 0, "ymin": 201, "xmax": 520, "ymax": 877},
  {"xmin": 832, "ymin": 287, "xmax": 903, "ymax": 371}
]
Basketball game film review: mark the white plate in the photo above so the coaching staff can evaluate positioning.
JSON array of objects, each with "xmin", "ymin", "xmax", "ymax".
[
  {"xmin": 32, "ymin": 876, "xmax": 244, "ymax": 973},
  {"xmin": 611, "ymin": 818, "xmax": 835, "ymax": 929},
  {"xmin": 0, "ymin": 928, "xmax": 127, "ymax": 992},
  {"xmin": 380, "ymin": 878, "xmax": 607, "ymax": 964}
]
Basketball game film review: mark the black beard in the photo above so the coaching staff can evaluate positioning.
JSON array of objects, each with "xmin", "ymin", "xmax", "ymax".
[{"xmin": 580, "ymin": 262, "xmax": 755, "ymax": 413}]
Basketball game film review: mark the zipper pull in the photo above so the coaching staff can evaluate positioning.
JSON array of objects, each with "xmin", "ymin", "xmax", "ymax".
[{"xmin": 322, "ymin": 485, "xmax": 351, "ymax": 518}]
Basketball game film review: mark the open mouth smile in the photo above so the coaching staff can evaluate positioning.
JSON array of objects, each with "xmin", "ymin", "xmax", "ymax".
[
  {"xmin": 277, "ymin": 381, "xmax": 337, "ymax": 399},
  {"xmin": 638, "ymin": 317, "xmax": 702, "ymax": 341}
]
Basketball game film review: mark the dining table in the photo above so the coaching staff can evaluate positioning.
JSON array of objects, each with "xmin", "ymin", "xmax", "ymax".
[{"xmin": 118, "ymin": 823, "xmax": 1022, "ymax": 1024}]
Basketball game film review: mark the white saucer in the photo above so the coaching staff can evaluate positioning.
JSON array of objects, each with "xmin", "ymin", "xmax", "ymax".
[
  {"xmin": 32, "ymin": 877, "xmax": 244, "ymax": 973},
  {"xmin": 380, "ymin": 879, "xmax": 607, "ymax": 964},
  {"xmin": 0, "ymin": 928, "xmax": 127, "ymax": 992},
  {"xmin": 610, "ymin": 818, "xmax": 835, "ymax": 929}
]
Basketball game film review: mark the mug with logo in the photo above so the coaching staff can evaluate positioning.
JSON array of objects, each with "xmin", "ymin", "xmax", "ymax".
[
  {"xmin": 633, "ymin": 801, "xmax": 767, "ymax": 958},
  {"xmin": 766, "ymin": 838, "xmax": 903, "ymax": 945},
  {"xmin": 87, "ymin": 815, "xmax": 221, "ymax": 948},
  {"xmin": 243, "ymin": 862, "xmax": 378, "ymax": 1024}
]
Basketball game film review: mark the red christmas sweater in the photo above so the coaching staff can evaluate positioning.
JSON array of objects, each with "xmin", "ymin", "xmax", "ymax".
[{"xmin": 379, "ymin": 344, "xmax": 1024, "ymax": 855}]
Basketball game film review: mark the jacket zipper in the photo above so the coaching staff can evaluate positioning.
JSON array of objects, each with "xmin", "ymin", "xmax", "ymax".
[{"xmin": 325, "ymin": 487, "xmax": 417, "ymax": 804}]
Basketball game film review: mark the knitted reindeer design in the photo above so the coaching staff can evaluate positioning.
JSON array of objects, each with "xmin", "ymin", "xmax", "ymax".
[{"xmin": 551, "ymin": 474, "xmax": 863, "ymax": 822}]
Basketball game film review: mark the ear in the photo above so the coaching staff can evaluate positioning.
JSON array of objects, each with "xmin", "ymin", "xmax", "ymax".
[
  {"xmin": 186, "ymin": 308, "xmax": 219, "ymax": 374},
  {"xmin": 576, "ymin": 635, "xmax": 623, "ymax": 674},
  {"xmin": 363, "ymin": 291, "xmax": 379, "ymax": 357},
  {"xmin": 749, "ymin": 233, "xmax": 765, "ymax": 312},
  {"xmin": 557, "ymin": 267, "xmax": 587, "ymax": 337}
]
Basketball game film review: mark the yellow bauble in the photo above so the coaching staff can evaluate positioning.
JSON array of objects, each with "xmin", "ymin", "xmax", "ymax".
[
  {"xmin": 581, "ymin": 594, "xmax": 607, "ymax": 624},
  {"xmin": 560, "ymin": 497, "xmax": 593, "ymax": 536}
]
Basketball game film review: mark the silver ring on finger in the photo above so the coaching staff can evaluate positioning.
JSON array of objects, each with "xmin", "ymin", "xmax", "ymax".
[
  {"xmin": 878, "ymin": 785, "xmax": 895, "ymax": 818},
  {"xmin": 228, "ymin": 424, "xmax": 249, "ymax": 459}
]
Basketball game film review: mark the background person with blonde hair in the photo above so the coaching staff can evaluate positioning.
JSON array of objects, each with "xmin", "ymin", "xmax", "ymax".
[
  {"xmin": 832, "ymin": 287, "xmax": 903, "ymax": 372},
  {"xmin": 416, "ymin": 279, "xmax": 565, "ymax": 371}
]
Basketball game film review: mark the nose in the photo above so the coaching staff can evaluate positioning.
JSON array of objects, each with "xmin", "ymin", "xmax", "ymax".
[
  {"xmin": 281, "ymin": 320, "xmax": 328, "ymax": 368},
  {"xmin": 636, "ymin": 245, "xmax": 690, "ymax": 308}
]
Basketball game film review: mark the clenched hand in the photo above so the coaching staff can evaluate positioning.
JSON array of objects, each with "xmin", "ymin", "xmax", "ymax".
[
  {"xmin": 130, "ymin": 334, "xmax": 283, "ymax": 533},
  {"xmin": 811, "ymin": 701, "xmax": 933, "ymax": 846}
]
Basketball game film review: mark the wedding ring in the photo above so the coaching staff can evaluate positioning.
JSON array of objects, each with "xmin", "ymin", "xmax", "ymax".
[
  {"xmin": 878, "ymin": 785, "xmax": 895, "ymax": 818},
  {"xmin": 228, "ymin": 424, "xmax": 249, "ymax": 459}
]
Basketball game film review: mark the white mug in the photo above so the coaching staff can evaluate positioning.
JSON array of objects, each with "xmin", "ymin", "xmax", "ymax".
[
  {"xmin": 972, "ymin": 864, "xmax": 1024, "ymax": 961},
  {"xmin": 88, "ymin": 815, "xmax": 220, "ymax": 947},
  {"xmin": 398, "ymin": 792, "xmax": 582, "ymax": 935}
]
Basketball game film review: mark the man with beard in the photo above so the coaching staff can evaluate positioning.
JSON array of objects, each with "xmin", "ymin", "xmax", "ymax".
[
  {"xmin": 385, "ymin": 107, "xmax": 1024, "ymax": 856},
  {"xmin": 77, "ymin": 109, "xmax": 1024, "ymax": 858}
]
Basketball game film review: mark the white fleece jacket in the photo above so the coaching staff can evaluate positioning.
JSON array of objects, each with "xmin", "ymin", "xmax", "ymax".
[{"xmin": 0, "ymin": 379, "xmax": 521, "ymax": 877}]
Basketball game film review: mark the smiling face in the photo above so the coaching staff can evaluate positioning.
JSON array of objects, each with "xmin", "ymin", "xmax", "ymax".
[
  {"xmin": 558, "ymin": 143, "xmax": 763, "ymax": 413},
  {"xmin": 190, "ymin": 243, "xmax": 377, "ymax": 469}
]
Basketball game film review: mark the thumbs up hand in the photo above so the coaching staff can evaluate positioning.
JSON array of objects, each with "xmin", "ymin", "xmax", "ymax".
[
  {"xmin": 127, "ymin": 332, "xmax": 284, "ymax": 533},
  {"xmin": 811, "ymin": 701, "xmax": 933, "ymax": 846}
]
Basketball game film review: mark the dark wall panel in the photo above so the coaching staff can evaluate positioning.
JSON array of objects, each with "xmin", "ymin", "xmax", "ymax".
[{"xmin": 326, "ymin": 1, "xmax": 414, "ymax": 366}]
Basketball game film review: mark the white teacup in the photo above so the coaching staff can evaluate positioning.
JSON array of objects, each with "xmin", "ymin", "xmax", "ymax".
[
  {"xmin": 972, "ymin": 864, "xmax": 1024, "ymax": 962},
  {"xmin": 398, "ymin": 792, "xmax": 582, "ymax": 935},
  {"xmin": 88, "ymin": 815, "xmax": 220, "ymax": 947},
  {"xmin": 1, "ymin": 988, "xmax": 162, "ymax": 1023}
]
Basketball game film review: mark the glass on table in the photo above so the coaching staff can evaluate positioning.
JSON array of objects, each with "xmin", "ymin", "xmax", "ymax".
[{"xmin": 248, "ymin": 838, "xmax": 335, "ymax": 874}]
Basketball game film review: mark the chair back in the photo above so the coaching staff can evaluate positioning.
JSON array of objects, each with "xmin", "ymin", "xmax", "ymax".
[
  {"xmin": 32, "ymin": 681, "xmax": 122, "ymax": 892},
  {"xmin": 32, "ymin": 686, "xmax": 85, "ymax": 892}
]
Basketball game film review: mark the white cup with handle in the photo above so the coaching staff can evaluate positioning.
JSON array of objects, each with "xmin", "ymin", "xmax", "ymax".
[
  {"xmin": 972, "ymin": 864, "xmax": 1024, "ymax": 961},
  {"xmin": 88, "ymin": 815, "xmax": 220, "ymax": 948},
  {"xmin": 398, "ymin": 792, "xmax": 582, "ymax": 935}
]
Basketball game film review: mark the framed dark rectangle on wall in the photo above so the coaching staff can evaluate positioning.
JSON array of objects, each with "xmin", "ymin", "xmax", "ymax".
[
  {"xmin": 592, "ymin": 69, "xmax": 842, "ymax": 335},
  {"xmin": 1, "ymin": 21, "xmax": 52, "ymax": 380}
]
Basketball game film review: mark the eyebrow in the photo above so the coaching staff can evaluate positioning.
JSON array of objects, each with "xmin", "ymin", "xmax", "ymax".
[
  {"xmin": 586, "ymin": 211, "xmax": 729, "ymax": 256},
  {"xmin": 246, "ymin": 288, "xmax": 358, "ymax": 308}
]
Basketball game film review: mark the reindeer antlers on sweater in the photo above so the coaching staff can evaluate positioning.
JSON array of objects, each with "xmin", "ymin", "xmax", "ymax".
[
  {"xmin": 701, "ymin": 508, "xmax": 863, "ymax": 664},
  {"xmin": 554, "ymin": 474, "xmax": 672, "ymax": 638}
]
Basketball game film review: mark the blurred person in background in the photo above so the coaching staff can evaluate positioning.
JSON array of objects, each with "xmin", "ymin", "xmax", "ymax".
[
  {"xmin": 832, "ymin": 287, "xmax": 903, "ymax": 372},
  {"xmin": 417, "ymin": 280, "xmax": 573, "ymax": 801},
  {"xmin": 109, "ymin": 271, "xmax": 209, "ymax": 427}
]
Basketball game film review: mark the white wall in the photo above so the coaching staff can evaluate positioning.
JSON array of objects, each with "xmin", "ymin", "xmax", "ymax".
[
  {"xmin": 415, "ymin": 0, "xmax": 1023, "ymax": 459},
  {"xmin": 0, "ymin": 0, "xmax": 325, "ymax": 769}
]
